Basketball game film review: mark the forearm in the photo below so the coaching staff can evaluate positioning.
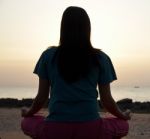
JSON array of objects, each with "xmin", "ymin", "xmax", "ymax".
[
  {"xmin": 26, "ymin": 94, "xmax": 48, "ymax": 116},
  {"xmin": 21, "ymin": 78, "xmax": 50, "ymax": 117},
  {"xmin": 102, "ymin": 96, "xmax": 127, "ymax": 120}
]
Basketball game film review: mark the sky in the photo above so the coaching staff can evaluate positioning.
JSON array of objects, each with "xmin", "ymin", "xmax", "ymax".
[{"xmin": 0, "ymin": 0, "xmax": 150, "ymax": 87}]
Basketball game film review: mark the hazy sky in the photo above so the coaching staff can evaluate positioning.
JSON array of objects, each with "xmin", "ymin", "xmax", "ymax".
[{"xmin": 0, "ymin": 0, "xmax": 150, "ymax": 87}]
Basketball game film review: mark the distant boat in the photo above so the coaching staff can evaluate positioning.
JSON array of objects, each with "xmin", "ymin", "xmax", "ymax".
[{"xmin": 134, "ymin": 86, "xmax": 140, "ymax": 88}]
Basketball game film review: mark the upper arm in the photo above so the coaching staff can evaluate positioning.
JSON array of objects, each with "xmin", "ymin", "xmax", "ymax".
[
  {"xmin": 37, "ymin": 78, "xmax": 50, "ymax": 100},
  {"xmin": 97, "ymin": 53, "xmax": 117, "ymax": 85},
  {"xmin": 98, "ymin": 83, "xmax": 112, "ymax": 103}
]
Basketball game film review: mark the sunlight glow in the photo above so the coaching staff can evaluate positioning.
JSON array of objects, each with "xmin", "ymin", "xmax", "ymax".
[{"xmin": 0, "ymin": 0, "xmax": 150, "ymax": 87}]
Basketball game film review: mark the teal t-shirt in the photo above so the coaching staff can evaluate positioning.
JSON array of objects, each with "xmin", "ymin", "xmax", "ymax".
[{"xmin": 34, "ymin": 46, "xmax": 117, "ymax": 122}]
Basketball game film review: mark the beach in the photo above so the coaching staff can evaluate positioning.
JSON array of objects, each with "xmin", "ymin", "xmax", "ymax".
[{"xmin": 0, "ymin": 108, "xmax": 150, "ymax": 139}]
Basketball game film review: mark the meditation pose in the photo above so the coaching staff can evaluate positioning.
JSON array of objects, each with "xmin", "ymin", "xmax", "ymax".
[{"xmin": 21, "ymin": 6, "xmax": 130, "ymax": 139}]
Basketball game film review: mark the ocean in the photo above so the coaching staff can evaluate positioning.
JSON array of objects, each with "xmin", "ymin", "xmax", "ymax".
[{"xmin": 0, "ymin": 86, "xmax": 150, "ymax": 102}]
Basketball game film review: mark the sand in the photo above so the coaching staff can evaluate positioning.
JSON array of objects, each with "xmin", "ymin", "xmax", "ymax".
[{"xmin": 0, "ymin": 108, "xmax": 150, "ymax": 139}]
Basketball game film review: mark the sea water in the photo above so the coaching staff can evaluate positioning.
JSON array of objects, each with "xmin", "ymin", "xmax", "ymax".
[{"xmin": 0, "ymin": 86, "xmax": 150, "ymax": 102}]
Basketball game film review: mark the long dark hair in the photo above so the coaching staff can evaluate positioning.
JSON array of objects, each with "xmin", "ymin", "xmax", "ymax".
[{"xmin": 54, "ymin": 6, "xmax": 100, "ymax": 83}]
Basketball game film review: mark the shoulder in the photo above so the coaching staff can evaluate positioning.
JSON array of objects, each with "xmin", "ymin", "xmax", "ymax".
[
  {"xmin": 44, "ymin": 46, "xmax": 58, "ymax": 54},
  {"xmin": 95, "ymin": 49, "xmax": 111, "ymax": 62},
  {"xmin": 38, "ymin": 46, "xmax": 58, "ymax": 63},
  {"xmin": 41, "ymin": 46, "xmax": 58, "ymax": 57}
]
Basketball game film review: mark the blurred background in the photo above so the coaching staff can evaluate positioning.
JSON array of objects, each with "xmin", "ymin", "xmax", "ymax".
[{"xmin": 0, "ymin": 0, "xmax": 150, "ymax": 101}]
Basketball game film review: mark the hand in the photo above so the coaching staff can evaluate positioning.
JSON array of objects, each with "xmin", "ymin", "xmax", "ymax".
[
  {"xmin": 21, "ymin": 107, "xmax": 31, "ymax": 117},
  {"xmin": 122, "ymin": 109, "xmax": 131, "ymax": 120}
]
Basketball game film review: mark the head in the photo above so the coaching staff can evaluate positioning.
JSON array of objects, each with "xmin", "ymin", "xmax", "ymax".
[
  {"xmin": 59, "ymin": 6, "xmax": 91, "ymax": 48},
  {"xmin": 54, "ymin": 6, "xmax": 99, "ymax": 83}
]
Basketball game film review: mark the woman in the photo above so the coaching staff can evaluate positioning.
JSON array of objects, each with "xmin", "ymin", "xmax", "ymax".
[{"xmin": 21, "ymin": 6, "xmax": 130, "ymax": 139}]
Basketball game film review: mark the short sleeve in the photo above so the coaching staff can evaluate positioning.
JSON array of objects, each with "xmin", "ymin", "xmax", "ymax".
[
  {"xmin": 98, "ymin": 53, "xmax": 117, "ymax": 84},
  {"xmin": 33, "ymin": 51, "xmax": 48, "ymax": 79}
]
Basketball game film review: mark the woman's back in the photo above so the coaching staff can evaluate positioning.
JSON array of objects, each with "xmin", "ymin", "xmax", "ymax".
[
  {"xmin": 21, "ymin": 6, "xmax": 129, "ymax": 139},
  {"xmin": 34, "ymin": 46, "xmax": 116, "ymax": 122}
]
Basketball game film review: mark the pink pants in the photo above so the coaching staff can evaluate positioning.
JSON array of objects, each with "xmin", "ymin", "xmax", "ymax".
[{"xmin": 21, "ymin": 116, "xmax": 129, "ymax": 139}]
